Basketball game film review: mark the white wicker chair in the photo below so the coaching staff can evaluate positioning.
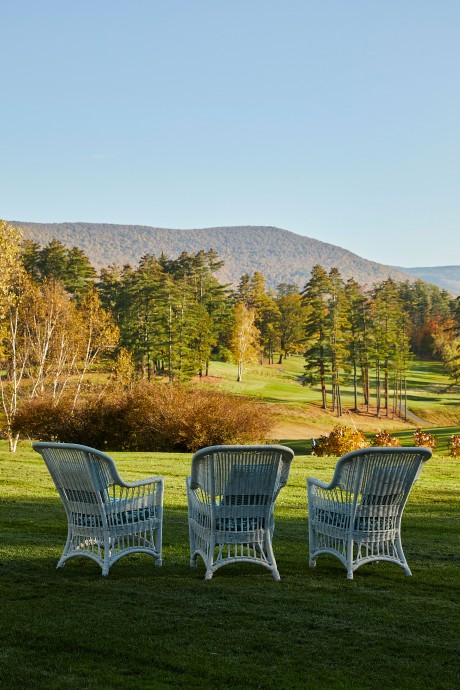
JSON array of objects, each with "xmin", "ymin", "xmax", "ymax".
[
  {"xmin": 186, "ymin": 444, "xmax": 294, "ymax": 581},
  {"xmin": 33, "ymin": 442, "xmax": 164, "ymax": 576},
  {"xmin": 307, "ymin": 446, "xmax": 432, "ymax": 579}
]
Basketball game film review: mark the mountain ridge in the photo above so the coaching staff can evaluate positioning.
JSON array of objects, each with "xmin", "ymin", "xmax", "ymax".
[
  {"xmin": 392, "ymin": 265, "xmax": 460, "ymax": 295},
  {"xmin": 10, "ymin": 220, "xmax": 459, "ymax": 293}
]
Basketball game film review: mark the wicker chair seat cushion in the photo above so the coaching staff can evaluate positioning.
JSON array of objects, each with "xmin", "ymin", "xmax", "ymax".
[
  {"xmin": 220, "ymin": 494, "xmax": 269, "ymax": 506},
  {"xmin": 313, "ymin": 507, "xmax": 397, "ymax": 533},
  {"xmin": 215, "ymin": 516, "xmax": 265, "ymax": 532},
  {"xmin": 72, "ymin": 505, "xmax": 153, "ymax": 528},
  {"xmin": 190, "ymin": 504, "xmax": 266, "ymax": 532}
]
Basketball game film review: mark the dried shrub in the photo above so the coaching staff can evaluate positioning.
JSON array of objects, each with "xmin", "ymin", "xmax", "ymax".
[
  {"xmin": 313, "ymin": 425, "xmax": 368, "ymax": 457},
  {"xmin": 13, "ymin": 393, "xmax": 127, "ymax": 450},
  {"xmin": 13, "ymin": 383, "xmax": 275, "ymax": 452},
  {"xmin": 122, "ymin": 384, "xmax": 274, "ymax": 452},
  {"xmin": 371, "ymin": 429, "xmax": 401, "ymax": 447},
  {"xmin": 413, "ymin": 428, "xmax": 436, "ymax": 450},
  {"xmin": 448, "ymin": 434, "xmax": 460, "ymax": 457},
  {"xmin": 11, "ymin": 395, "xmax": 72, "ymax": 442}
]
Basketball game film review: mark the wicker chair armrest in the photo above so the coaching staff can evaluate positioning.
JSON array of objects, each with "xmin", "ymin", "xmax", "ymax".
[
  {"xmin": 307, "ymin": 477, "xmax": 331, "ymax": 491},
  {"xmin": 187, "ymin": 475, "xmax": 200, "ymax": 491},
  {"xmin": 187, "ymin": 477, "xmax": 213, "ymax": 511},
  {"xmin": 116, "ymin": 476, "xmax": 164, "ymax": 489}
]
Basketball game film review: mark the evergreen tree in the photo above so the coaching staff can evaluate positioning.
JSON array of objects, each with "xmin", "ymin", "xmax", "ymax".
[
  {"xmin": 328, "ymin": 268, "xmax": 350, "ymax": 417},
  {"xmin": 37, "ymin": 239, "xmax": 70, "ymax": 284},
  {"xmin": 65, "ymin": 246, "xmax": 97, "ymax": 296},
  {"xmin": 22, "ymin": 238, "xmax": 96, "ymax": 296},
  {"xmin": 276, "ymin": 292, "xmax": 307, "ymax": 363},
  {"xmin": 302, "ymin": 265, "xmax": 332, "ymax": 409},
  {"xmin": 369, "ymin": 279, "xmax": 405, "ymax": 417},
  {"xmin": 20, "ymin": 239, "xmax": 42, "ymax": 282},
  {"xmin": 344, "ymin": 278, "xmax": 364, "ymax": 411}
]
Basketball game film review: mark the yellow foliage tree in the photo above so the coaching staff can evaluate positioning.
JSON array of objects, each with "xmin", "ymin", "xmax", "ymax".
[{"xmin": 230, "ymin": 303, "xmax": 260, "ymax": 382}]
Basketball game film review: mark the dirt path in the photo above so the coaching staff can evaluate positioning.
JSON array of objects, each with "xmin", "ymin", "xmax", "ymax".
[{"xmin": 404, "ymin": 409, "xmax": 433, "ymax": 426}]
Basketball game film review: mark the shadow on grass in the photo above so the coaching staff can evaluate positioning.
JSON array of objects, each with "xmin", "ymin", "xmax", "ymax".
[
  {"xmin": 0, "ymin": 496, "xmax": 456, "ymax": 574},
  {"xmin": 1, "ymin": 495, "xmax": 459, "ymax": 689}
]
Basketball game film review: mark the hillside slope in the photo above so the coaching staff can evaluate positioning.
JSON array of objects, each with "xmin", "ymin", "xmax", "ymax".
[
  {"xmin": 393, "ymin": 265, "xmax": 460, "ymax": 295},
  {"xmin": 11, "ymin": 220, "xmax": 415, "ymax": 289}
]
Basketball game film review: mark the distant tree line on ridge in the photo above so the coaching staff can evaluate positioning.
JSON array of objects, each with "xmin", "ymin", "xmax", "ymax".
[{"xmin": 1, "ymin": 220, "xmax": 459, "ymax": 450}]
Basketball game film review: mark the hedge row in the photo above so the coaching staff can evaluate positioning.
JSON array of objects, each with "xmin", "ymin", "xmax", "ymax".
[{"xmin": 12, "ymin": 384, "xmax": 275, "ymax": 452}]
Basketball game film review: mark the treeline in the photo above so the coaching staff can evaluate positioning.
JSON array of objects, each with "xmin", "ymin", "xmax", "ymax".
[
  {"xmin": 15, "ymin": 221, "xmax": 414, "ymax": 288},
  {"xmin": 1, "ymin": 221, "xmax": 460, "ymax": 448}
]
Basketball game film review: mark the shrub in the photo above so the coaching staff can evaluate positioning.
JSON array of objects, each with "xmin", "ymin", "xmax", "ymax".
[
  {"xmin": 313, "ymin": 425, "xmax": 368, "ymax": 457},
  {"xmin": 12, "ymin": 383, "xmax": 275, "ymax": 452},
  {"xmin": 448, "ymin": 434, "xmax": 460, "ymax": 457},
  {"xmin": 10, "ymin": 395, "xmax": 71, "ymax": 443},
  {"xmin": 371, "ymin": 429, "xmax": 401, "ymax": 447},
  {"xmin": 413, "ymin": 428, "xmax": 436, "ymax": 449},
  {"xmin": 121, "ymin": 383, "xmax": 274, "ymax": 451},
  {"xmin": 12, "ymin": 393, "xmax": 128, "ymax": 450}
]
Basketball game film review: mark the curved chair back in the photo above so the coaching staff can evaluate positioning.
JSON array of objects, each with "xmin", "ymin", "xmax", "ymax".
[
  {"xmin": 190, "ymin": 443, "xmax": 293, "ymax": 505},
  {"xmin": 33, "ymin": 442, "xmax": 164, "ymax": 575},
  {"xmin": 33, "ymin": 442, "xmax": 121, "ymax": 520},
  {"xmin": 307, "ymin": 446, "xmax": 432, "ymax": 579},
  {"xmin": 187, "ymin": 444, "xmax": 294, "ymax": 580},
  {"xmin": 331, "ymin": 446, "xmax": 432, "ymax": 512}
]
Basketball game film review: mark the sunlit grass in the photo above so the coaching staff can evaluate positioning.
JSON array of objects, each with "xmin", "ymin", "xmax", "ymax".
[
  {"xmin": 1, "ymin": 441, "xmax": 458, "ymax": 689},
  {"xmin": 206, "ymin": 356, "xmax": 460, "ymax": 430}
]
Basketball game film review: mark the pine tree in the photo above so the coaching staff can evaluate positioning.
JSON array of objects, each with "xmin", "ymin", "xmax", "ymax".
[
  {"xmin": 302, "ymin": 265, "xmax": 332, "ymax": 409},
  {"xmin": 344, "ymin": 278, "xmax": 367, "ymax": 411},
  {"xmin": 328, "ymin": 268, "xmax": 350, "ymax": 417},
  {"xmin": 276, "ymin": 291, "xmax": 307, "ymax": 363}
]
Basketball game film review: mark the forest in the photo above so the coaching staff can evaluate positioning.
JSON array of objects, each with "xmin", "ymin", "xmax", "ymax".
[{"xmin": 1, "ymin": 220, "xmax": 460, "ymax": 450}]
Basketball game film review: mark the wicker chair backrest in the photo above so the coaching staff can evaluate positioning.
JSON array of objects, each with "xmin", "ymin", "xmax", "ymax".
[
  {"xmin": 190, "ymin": 444, "xmax": 294, "ymax": 504},
  {"xmin": 33, "ymin": 442, "xmax": 120, "ymax": 506},
  {"xmin": 333, "ymin": 447, "xmax": 432, "ymax": 507}
]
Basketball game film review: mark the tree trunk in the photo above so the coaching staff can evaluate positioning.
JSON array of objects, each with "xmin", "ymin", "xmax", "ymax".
[
  {"xmin": 320, "ymin": 362, "xmax": 327, "ymax": 409},
  {"xmin": 8, "ymin": 432, "xmax": 19, "ymax": 453},
  {"xmin": 376, "ymin": 362, "xmax": 381, "ymax": 418},
  {"xmin": 353, "ymin": 361, "xmax": 358, "ymax": 411}
]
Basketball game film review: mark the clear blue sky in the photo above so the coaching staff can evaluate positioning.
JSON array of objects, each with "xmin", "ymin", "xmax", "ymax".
[{"xmin": 1, "ymin": 1, "xmax": 459, "ymax": 267}]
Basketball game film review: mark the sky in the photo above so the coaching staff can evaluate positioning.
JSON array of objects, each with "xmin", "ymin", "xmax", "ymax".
[{"xmin": 1, "ymin": 0, "xmax": 459, "ymax": 267}]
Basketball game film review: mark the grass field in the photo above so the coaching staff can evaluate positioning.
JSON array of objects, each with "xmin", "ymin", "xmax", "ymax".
[
  {"xmin": 203, "ymin": 356, "xmax": 460, "ymax": 437},
  {"xmin": 1, "ymin": 442, "xmax": 459, "ymax": 689}
]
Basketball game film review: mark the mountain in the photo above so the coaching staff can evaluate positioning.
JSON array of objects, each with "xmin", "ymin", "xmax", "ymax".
[
  {"xmin": 10, "ymin": 220, "xmax": 424, "ymax": 289},
  {"xmin": 393, "ymin": 266, "xmax": 460, "ymax": 295}
]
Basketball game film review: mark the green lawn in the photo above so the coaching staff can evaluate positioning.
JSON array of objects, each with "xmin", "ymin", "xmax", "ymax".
[
  {"xmin": 1, "ymin": 442, "xmax": 459, "ymax": 689},
  {"xmin": 204, "ymin": 355, "xmax": 460, "ymax": 438}
]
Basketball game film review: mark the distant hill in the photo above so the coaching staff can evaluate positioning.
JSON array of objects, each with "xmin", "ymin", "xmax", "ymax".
[
  {"xmin": 393, "ymin": 266, "xmax": 460, "ymax": 296},
  {"xmin": 10, "ymin": 220, "xmax": 423, "ymax": 289}
]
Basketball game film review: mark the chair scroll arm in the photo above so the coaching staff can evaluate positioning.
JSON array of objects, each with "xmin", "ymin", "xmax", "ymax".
[
  {"xmin": 307, "ymin": 477, "xmax": 332, "ymax": 491},
  {"xmin": 115, "ymin": 476, "xmax": 164, "ymax": 489},
  {"xmin": 186, "ymin": 477, "xmax": 210, "ymax": 506}
]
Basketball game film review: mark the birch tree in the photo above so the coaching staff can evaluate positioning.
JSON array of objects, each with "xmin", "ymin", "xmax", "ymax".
[{"xmin": 230, "ymin": 303, "xmax": 260, "ymax": 382}]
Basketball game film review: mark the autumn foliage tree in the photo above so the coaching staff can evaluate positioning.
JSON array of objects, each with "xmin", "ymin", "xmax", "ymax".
[
  {"xmin": 230, "ymin": 303, "xmax": 260, "ymax": 382},
  {"xmin": 0, "ymin": 221, "xmax": 119, "ymax": 451}
]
